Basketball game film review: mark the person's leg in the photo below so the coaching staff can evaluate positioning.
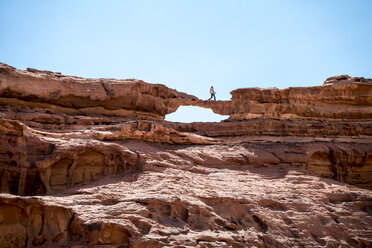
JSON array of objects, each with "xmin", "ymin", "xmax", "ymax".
[
  {"xmin": 208, "ymin": 94, "xmax": 212, "ymax": 100},
  {"xmin": 213, "ymin": 94, "xmax": 216, "ymax": 101}
]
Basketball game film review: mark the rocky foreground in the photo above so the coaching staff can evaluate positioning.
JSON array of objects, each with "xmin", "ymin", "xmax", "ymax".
[{"xmin": 0, "ymin": 63, "xmax": 371, "ymax": 247}]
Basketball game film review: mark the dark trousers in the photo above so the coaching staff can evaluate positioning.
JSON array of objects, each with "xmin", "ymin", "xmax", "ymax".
[{"xmin": 208, "ymin": 93, "xmax": 216, "ymax": 101}]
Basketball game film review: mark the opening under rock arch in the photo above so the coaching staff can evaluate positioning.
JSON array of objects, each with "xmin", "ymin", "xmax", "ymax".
[{"xmin": 165, "ymin": 106, "xmax": 229, "ymax": 123}]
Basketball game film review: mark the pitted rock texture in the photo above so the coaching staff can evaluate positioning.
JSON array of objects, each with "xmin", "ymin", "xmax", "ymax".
[{"xmin": 0, "ymin": 63, "xmax": 371, "ymax": 247}]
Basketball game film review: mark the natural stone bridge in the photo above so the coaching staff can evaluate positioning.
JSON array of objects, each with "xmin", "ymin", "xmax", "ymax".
[
  {"xmin": 1, "ymin": 63, "xmax": 371, "ymax": 121},
  {"xmin": 0, "ymin": 63, "xmax": 371, "ymax": 247}
]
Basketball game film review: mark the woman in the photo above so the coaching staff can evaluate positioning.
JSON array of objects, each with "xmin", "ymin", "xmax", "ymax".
[{"xmin": 208, "ymin": 86, "xmax": 216, "ymax": 101}]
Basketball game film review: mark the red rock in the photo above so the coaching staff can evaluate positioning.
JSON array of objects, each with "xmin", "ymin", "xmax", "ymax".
[{"xmin": 0, "ymin": 63, "xmax": 371, "ymax": 247}]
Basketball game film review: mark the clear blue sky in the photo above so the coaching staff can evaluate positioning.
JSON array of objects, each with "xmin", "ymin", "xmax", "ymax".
[{"xmin": 1, "ymin": 0, "xmax": 371, "ymax": 122}]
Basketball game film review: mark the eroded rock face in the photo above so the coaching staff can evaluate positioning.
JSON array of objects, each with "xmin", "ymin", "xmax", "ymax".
[
  {"xmin": 1, "ymin": 62, "xmax": 371, "ymax": 121},
  {"xmin": 0, "ymin": 63, "xmax": 197, "ymax": 120},
  {"xmin": 0, "ymin": 195, "xmax": 133, "ymax": 247},
  {"xmin": 0, "ymin": 63, "xmax": 371, "ymax": 247},
  {"xmin": 225, "ymin": 77, "xmax": 372, "ymax": 120},
  {"xmin": 0, "ymin": 119, "xmax": 141, "ymax": 196}
]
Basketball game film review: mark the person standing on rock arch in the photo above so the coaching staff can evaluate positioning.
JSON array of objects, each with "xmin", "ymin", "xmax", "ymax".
[{"xmin": 208, "ymin": 86, "xmax": 216, "ymax": 101}]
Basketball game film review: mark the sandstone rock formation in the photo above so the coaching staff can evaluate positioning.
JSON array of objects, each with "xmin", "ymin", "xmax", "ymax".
[{"xmin": 0, "ymin": 63, "xmax": 371, "ymax": 247}]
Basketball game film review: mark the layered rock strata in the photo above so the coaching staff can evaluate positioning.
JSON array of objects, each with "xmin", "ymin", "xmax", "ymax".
[
  {"xmin": 1, "ymin": 63, "xmax": 371, "ymax": 121},
  {"xmin": 0, "ymin": 63, "xmax": 371, "ymax": 247},
  {"xmin": 0, "ymin": 63, "xmax": 196, "ymax": 120}
]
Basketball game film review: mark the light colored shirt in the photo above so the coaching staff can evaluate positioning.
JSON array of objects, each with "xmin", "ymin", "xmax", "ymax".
[{"xmin": 210, "ymin": 87, "xmax": 215, "ymax": 94}]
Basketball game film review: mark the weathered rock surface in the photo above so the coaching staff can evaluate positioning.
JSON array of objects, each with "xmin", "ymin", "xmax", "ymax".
[
  {"xmin": 0, "ymin": 63, "xmax": 371, "ymax": 247},
  {"xmin": 0, "ymin": 63, "xmax": 197, "ymax": 120},
  {"xmin": 1, "ymin": 62, "xmax": 371, "ymax": 121}
]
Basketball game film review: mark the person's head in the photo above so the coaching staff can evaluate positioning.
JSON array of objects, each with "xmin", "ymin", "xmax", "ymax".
[{"xmin": 211, "ymin": 86, "xmax": 214, "ymax": 88}]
